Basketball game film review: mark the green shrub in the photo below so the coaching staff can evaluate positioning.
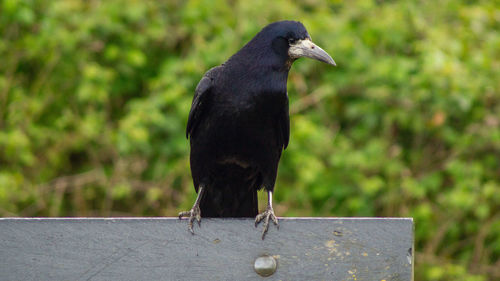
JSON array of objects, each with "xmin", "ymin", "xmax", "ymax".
[{"xmin": 1, "ymin": 1, "xmax": 498, "ymax": 279}]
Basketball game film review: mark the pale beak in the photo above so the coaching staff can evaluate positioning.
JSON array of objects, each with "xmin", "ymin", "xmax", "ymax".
[{"xmin": 288, "ymin": 38, "xmax": 336, "ymax": 66}]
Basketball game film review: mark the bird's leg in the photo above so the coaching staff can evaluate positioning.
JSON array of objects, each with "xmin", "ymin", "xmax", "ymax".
[
  {"xmin": 178, "ymin": 185, "xmax": 205, "ymax": 234},
  {"xmin": 255, "ymin": 190, "xmax": 279, "ymax": 239}
]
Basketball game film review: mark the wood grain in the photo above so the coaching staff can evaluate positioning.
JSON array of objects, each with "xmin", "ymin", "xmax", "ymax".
[{"xmin": 0, "ymin": 218, "xmax": 413, "ymax": 280}]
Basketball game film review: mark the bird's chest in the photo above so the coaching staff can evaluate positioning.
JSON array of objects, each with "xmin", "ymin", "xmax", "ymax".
[
  {"xmin": 208, "ymin": 88, "xmax": 284, "ymax": 146},
  {"xmin": 218, "ymin": 90, "xmax": 284, "ymax": 125},
  {"xmin": 214, "ymin": 68, "xmax": 288, "ymax": 117}
]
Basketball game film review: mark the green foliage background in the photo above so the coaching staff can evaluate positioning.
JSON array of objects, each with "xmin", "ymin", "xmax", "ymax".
[{"xmin": 1, "ymin": 0, "xmax": 499, "ymax": 279}]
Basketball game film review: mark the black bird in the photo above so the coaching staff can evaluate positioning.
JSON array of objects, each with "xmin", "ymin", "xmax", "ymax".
[{"xmin": 179, "ymin": 20, "xmax": 335, "ymax": 238}]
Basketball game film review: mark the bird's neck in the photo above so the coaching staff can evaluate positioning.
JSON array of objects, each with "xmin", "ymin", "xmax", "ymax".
[
  {"xmin": 227, "ymin": 38, "xmax": 292, "ymax": 72},
  {"xmin": 223, "ymin": 40, "xmax": 291, "ymax": 95},
  {"xmin": 227, "ymin": 52, "xmax": 290, "ymax": 83}
]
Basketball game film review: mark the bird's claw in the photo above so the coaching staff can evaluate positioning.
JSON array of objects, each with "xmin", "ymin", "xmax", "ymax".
[
  {"xmin": 178, "ymin": 205, "xmax": 201, "ymax": 234},
  {"xmin": 255, "ymin": 207, "xmax": 279, "ymax": 239}
]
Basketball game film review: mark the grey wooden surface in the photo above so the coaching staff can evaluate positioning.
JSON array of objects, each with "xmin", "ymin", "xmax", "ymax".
[{"xmin": 0, "ymin": 218, "xmax": 413, "ymax": 281}]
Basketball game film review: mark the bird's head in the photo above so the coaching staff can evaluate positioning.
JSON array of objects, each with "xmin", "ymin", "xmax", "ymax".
[
  {"xmin": 227, "ymin": 21, "xmax": 335, "ymax": 73},
  {"xmin": 259, "ymin": 21, "xmax": 336, "ymax": 68}
]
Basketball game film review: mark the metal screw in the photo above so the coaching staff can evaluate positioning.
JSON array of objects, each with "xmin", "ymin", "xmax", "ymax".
[{"xmin": 254, "ymin": 255, "xmax": 277, "ymax": 277}]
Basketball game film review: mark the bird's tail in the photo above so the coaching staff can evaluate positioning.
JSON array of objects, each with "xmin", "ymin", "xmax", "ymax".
[{"xmin": 200, "ymin": 164, "xmax": 260, "ymax": 217}]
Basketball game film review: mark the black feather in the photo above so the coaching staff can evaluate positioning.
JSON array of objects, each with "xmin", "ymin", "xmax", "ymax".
[{"xmin": 187, "ymin": 21, "xmax": 310, "ymax": 217}]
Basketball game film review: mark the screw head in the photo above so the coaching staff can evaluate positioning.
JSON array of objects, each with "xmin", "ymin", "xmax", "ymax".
[{"xmin": 254, "ymin": 255, "xmax": 277, "ymax": 277}]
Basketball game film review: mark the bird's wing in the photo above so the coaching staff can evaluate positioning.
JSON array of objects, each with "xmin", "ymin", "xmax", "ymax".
[
  {"xmin": 279, "ymin": 96, "xmax": 290, "ymax": 149},
  {"xmin": 186, "ymin": 67, "xmax": 219, "ymax": 138}
]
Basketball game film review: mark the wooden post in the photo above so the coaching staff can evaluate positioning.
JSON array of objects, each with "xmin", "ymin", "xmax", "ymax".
[{"xmin": 0, "ymin": 218, "xmax": 413, "ymax": 280}]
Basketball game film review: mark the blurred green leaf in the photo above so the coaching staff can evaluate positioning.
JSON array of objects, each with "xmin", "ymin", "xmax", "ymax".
[{"xmin": 0, "ymin": 1, "xmax": 498, "ymax": 280}]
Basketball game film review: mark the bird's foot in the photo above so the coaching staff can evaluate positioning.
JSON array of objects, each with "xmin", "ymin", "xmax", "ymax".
[
  {"xmin": 255, "ymin": 206, "xmax": 279, "ymax": 240},
  {"xmin": 178, "ymin": 205, "xmax": 201, "ymax": 234}
]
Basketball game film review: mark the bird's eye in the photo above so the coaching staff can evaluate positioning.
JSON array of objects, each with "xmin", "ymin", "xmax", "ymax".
[{"xmin": 288, "ymin": 38, "xmax": 296, "ymax": 45}]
